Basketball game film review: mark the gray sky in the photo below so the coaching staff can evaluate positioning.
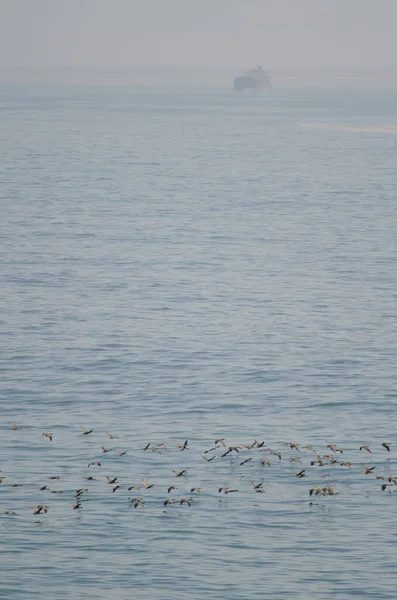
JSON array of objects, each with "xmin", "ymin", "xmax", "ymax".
[{"xmin": 0, "ymin": 0, "xmax": 397, "ymax": 69}]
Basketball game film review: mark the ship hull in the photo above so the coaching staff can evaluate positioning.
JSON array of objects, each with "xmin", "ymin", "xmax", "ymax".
[
  {"xmin": 234, "ymin": 76, "xmax": 271, "ymax": 91},
  {"xmin": 234, "ymin": 68, "xmax": 271, "ymax": 91}
]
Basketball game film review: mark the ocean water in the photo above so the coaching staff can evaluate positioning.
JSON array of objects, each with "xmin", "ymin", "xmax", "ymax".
[{"xmin": 1, "ymin": 81, "xmax": 397, "ymax": 600}]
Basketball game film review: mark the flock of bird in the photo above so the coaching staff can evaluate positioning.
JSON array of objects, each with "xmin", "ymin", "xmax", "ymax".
[{"xmin": 1, "ymin": 422, "xmax": 396, "ymax": 519}]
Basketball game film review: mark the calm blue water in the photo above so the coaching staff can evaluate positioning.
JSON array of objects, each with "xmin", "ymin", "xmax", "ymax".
[{"xmin": 1, "ymin": 82, "xmax": 397, "ymax": 600}]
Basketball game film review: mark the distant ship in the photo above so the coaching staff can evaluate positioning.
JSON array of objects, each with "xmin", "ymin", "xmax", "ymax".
[{"xmin": 234, "ymin": 65, "xmax": 271, "ymax": 91}]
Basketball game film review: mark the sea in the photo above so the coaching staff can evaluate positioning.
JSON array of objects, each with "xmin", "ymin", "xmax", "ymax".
[{"xmin": 1, "ymin": 78, "xmax": 397, "ymax": 600}]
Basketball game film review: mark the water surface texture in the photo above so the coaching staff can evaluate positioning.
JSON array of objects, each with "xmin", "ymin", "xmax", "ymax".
[{"xmin": 1, "ymin": 83, "xmax": 397, "ymax": 600}]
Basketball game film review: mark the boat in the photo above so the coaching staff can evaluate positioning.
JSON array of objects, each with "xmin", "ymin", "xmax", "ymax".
[{"xmin": 234, "ymin": 65, "xmax": 271, "ymax": 91}]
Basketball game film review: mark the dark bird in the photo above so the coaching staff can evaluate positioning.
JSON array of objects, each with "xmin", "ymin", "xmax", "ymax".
[
  {"xmin": 164, "ymin": 499, "xmax": 175, "ymax": 506},
  {"xmin": 42, "ymin": 432, "xmax": 53, "ymax": 441},
  {"xmin": 363, "ymin": 466, "xmax": 376, "ymax": 474},
  {"xmin": 251, "ymin": 481, "xmax": 263, "ymax": 490},
  {"xmin": 218, "ymin": 487, "xmax": 238, "ymax": 494},
  {"xmin": 30, "ymin": 505, "xmax": 49, "ymax": 515},
  {"xmin": 106, "ymin": 476, "xmax": 118, "ymax": 484},
  {"xmin": 190, "ymin": 487, "xmax": 201, "ymax": 494},
  {"xmin": 240, "ymin": 458, "xmax": 252, "ymax": 466},
  {"xmin": 382, "ymin": 484, "xmax": 392, "ymax": 491},
  {"xmin": 115, "ymin": 450, "xmax": 127, "ymax": 456},
  {"xmin": 101, "ymin": 447, "xmax": 113, "ymax": 453},
  {"xmin": 180, "ymin": 498, "xmax": 192, "ymax": 506},
  {"xmin": 309, "ymin": 486, "xmax": 326, "ymax": 497},
  {"xmin": 296, "ymin": 470, "xmax": 306, "ymax": 478},
  {"xmin": 214, "ymin": 439, "xmax": 226, "ymax": 446},
  {"xmin": 80, "ymin": 425, "xmax": 94, "ymax": 435},
  {"xmin": 270, "ymin": 450, "xmax": 282, "ymax": 460},
  {"xmin": 382, "ymin": 442, "xmax": 391, "ymax": 452},
  {"xmin": 222, "ymin": 446, "xmax": 240, "ymax": 457},
  {"xmin": 72, "ymin": 502, "xmax": 82, "ymax": 509},
  {"xmin": 168, "ymin": 485, "xmax": 178, "ymax": 494},
  {"xmin": 173, "ymin": 440, "xmax": 189, "ymax": 451},
  {"xmin": 128, "ymin": 485, "xmax": 141, "ymax": 491},
  {"xmin": 201, "ymin": 455, "xmax": 216, "ymax": 462},
  {"xmin": 221, "ymin": 449, "xmax": 232, "ymax": 458},
  {"xmin": 40, "ymin": 485, "xmax": 49, "ymax": 491},
  {"xmin": 244, "ymin": 442, "xmax": 257, "ymax": 450},
  {"xmin": 359, "ymin": 446, "xmax": 372, "ymax": 453},
  {"xmin": 287, "ymin": 442, "xmax": 300, "ymax": 451},
  {"xmin": 141, "ymin": 479, "xmax": 154, "ymax": 489},
  {"xmin": 112, "ymin": 485, "xmax": 123, "ymax": 493},
  {"xmin": 172, "ymin": 470, "xmax": 187, "ymax": 477},
  {"xmin": 203, "ymin": 446, "xmax": 218, "ymax": 454},
  {"xmin": 327, "ymin": 444, "xmax": 343, "ymax": 454},
  {"xmin": 88, "ymin": 461, "xmax": 101, "ymax": 467}
]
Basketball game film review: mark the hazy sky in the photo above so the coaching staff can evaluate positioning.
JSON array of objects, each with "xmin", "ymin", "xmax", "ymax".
[{"xmin": 1, "ymin": 0, "xmax": 397, "ymax": 69}]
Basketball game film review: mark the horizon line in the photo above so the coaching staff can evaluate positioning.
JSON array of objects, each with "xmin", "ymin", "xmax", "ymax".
[{"xmin": 1, "ymin": 65, "xmax": 397, "ymax": 72}]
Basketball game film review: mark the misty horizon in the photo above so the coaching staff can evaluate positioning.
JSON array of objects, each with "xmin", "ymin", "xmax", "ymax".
[{"xmin": 1, "ymin": 0, "xmax": 397, "ymax": 71}]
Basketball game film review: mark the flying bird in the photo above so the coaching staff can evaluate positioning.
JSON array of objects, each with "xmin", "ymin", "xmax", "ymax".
[
  {"xmin": 180, "ymin": 498, "xmax": 192, "ymax": 506},
  {"xmin": 201, "ymin": 455, "xmax": 216, "ymax": 462},
  {"xmin": 30, "ymin": 505, "xmax": 49, "ymax": 515},
  {"xmin": 164, "ymin": 499, "xmax": 175, "ymax": 506},
  {"xmin": 172, "ymin": 470, "xmax": 187, "ymax": 477},
  {"xmin": 363, "ymin": 466, "xmax": 376, "ymax": 474},
  {"xmin": 80, "ymin": 426, "xmax": 94, "ymax": 435},
  {"xmin": 141, "ymin": 479, "xmax": 155, "ymax": 489}
]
